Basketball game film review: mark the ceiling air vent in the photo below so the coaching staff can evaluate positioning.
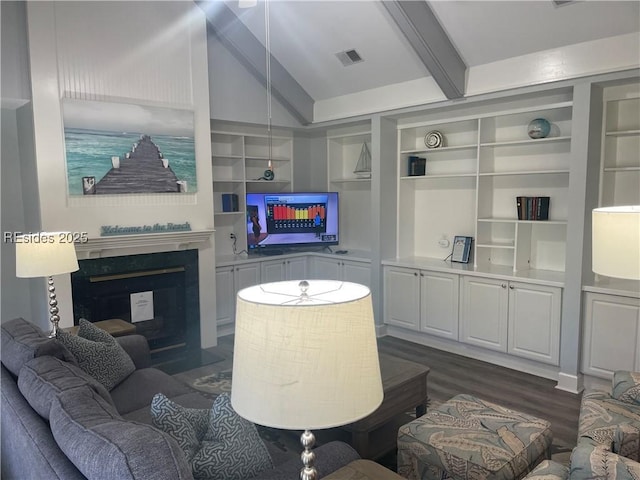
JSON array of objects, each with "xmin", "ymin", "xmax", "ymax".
[
  {"xmin": 552, "ymin": 0, "xmax": 576, "ymax": 6},
  {"xmin": 336, "ymin": 49, "xmax": 363, "ymax": 67}
]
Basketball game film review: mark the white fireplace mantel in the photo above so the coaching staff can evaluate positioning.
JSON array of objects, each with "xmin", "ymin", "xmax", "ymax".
[{"xmin": 74, "ymin": 230, "xmax": 215, "ymax": 259}]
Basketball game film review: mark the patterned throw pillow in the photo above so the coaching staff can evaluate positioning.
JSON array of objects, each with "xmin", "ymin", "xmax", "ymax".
[
  {"xmin": 57, "ymin": 319, "xmax": 135, "ymax": 391},
  {"xmin": 151, "ymin": 393, "xmax": 273, "ymax": 480}
]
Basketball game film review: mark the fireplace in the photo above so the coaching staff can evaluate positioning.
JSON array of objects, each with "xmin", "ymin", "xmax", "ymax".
[{"xmin": 71, "ymin": 250, "xmax": 200, "ymax": 368}]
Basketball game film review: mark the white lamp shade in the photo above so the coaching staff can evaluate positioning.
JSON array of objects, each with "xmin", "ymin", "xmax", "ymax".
[
  {"xmin": 592, "ymin": 206, "xmax": 640, "ymax": 280},
  {"xmin": 231, "ymin": 280, "xmax": 383, "ymax": 430},
  {"xmin": 15, "ymin": 232, "xmax": 79, "ymax": 278}
]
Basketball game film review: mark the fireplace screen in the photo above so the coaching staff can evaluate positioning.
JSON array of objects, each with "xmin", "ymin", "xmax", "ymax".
[{"xmin": 71, "ymin": 250, "xmax": 199, "ymax": 357}]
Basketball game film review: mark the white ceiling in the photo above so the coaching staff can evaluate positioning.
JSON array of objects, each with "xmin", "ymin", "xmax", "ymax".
[{"xmin": 226, "ymin": 0, "xmax": 640, "ymax": 102}]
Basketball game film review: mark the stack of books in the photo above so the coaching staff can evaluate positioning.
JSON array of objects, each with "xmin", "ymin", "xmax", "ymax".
[
  {"xmin": 408, "ymin": 156, "xmax": 426, "ymax": 176},
  {"xmin": 516, "ymin": 196, "xmax": 550, "ymax": 220}
]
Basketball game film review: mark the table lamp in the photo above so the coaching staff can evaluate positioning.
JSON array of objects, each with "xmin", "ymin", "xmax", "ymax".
[
  {"xmin": 15, "ymin": 232, "xmax": 79, "ymax": 337},
  {"xmin": 231, "ymin": 280, "xmax": 383, "ymax": 480},
  {"xmin": 592, "ymin": 206, "xmax": 640, "ymax": 280}
]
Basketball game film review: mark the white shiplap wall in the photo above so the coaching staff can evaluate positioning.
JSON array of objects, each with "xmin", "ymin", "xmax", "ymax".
[{"xmin": 24, "ymin": 1, "xmax": 217, "ymax": 347}]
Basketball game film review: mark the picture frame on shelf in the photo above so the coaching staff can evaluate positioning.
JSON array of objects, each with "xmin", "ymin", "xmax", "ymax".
[{"xmin": 451, "ymin": 236, "xmax": 472, "ymax": 263}]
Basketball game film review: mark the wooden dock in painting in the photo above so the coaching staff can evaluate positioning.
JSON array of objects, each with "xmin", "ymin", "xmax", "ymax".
[{"xmin": 94, "ymin": 135, "xmax": 183, "ymax": 194}]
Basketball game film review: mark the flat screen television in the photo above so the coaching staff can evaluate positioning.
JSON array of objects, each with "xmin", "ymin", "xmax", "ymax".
[{"xmin": 246, "ymin": 192, "xmax": 339, "ymax": 252}]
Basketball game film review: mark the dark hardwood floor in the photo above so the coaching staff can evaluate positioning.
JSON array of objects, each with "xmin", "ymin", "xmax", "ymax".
[
  {"xmin": 207, "ymin": 333, "xmax": 582, "ymax": 448},
  {"xmin": 376, "ymin": 336, "xmax": 582, "ymax": 448}
]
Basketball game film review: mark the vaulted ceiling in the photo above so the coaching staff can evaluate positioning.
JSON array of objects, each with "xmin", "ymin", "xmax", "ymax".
[{"xmin": 198, "ymin": 0, "xmax": 640, "ymax": 124}]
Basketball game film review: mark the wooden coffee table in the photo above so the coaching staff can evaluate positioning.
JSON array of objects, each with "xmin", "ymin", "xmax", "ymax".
[{"xmin": 342, "ymin": 353, "xmax": 430, "ymax": 459}]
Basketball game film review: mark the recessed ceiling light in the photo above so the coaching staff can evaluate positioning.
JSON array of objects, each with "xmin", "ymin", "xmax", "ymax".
[{"xmin": 336, "ymin": 49, "xmax": 363, "ymax": 67}]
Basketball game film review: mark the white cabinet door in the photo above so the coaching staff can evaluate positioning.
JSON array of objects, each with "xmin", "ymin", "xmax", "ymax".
[
  {"xmin": 342, "ymin": 260, "xmax": 371, "ymax": 288},
  {"xmin": 582, "ymin": 293, "xmax": 640, "ymax": 378},
  {"xmin": 508, "ymin": 282, "xmax": 561, "ymax": 365},
  {"xmin": 286, "ymin": 257, "xmax": 308, "ymax": 280},
  {"xmin": 460, "ymin": 276, "xmax": 508, "ymax": 352},
  {"xmin": 309, "ymin": 257, "xmax": 342, "ymax": 280},
  {"xmin": 215, "ymin": 267, "xmax": 235, "ymax": 326},
  {"xmin": 420, "ymin": 271, "xmax": 459, "ymax": 340},
  {"xmin": 235, "ymin": 262, "xmax": 261, "ymax": 292},
  {"xmin": 384, "ymin": 267, "xmax": 420, "ymax": 330},
  {"xmin": 261, "ymin": 259, "xmax": 286, "ymax": 283}
]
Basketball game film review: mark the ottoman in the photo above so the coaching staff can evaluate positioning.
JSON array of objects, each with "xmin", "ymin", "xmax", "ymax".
[{"xmin": 397, "ymin": 394, "xmax": 552, "ymax": 480}]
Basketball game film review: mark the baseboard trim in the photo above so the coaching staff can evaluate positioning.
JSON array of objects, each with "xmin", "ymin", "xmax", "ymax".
[{"xmin": 556, "ymin": 372, "xmax": 584, "ymax": 394}]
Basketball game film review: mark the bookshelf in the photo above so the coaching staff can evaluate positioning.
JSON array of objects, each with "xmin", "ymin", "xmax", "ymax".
[
  {"xmin": 395, "ymin": 98, "xmax": 573, "ymax": 276},
  {"xmin": 211, "ymin": 124, "xmax": 293, "ymax": 257}
]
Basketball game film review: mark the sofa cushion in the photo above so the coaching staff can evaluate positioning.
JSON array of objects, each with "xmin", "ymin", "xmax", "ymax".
[
  {"xmin": 1, "ymin": 317, "xmax": 76, "ymax": 377},
  {"xmin": 57, "ymin": 319, "xmax": 135, "ymax": 391},
  {"xmin": 569, "ymin": 444, "xmax": 640, "ymax": 480},
  {"xmin": 110, "ymin": 368, "xmax": 192, "ymax": 415},
  {"xmin": 50, "ymin": 386, "xmax": 192, "ymax": 480},
  {"xmin": 18, "ymin": 355, "xmax": 114, "ymax": 419},
  {"xmin": 613, "ymin": 371, "xmax": 640, "ymax": 406},
  {"xmin": 151, "ymin": 393, "xmax": 273, "ymax": 480}
]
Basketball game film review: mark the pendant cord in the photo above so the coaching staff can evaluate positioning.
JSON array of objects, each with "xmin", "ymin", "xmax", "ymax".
[{"xmin": 264, "ymin": 0, "xmax": 273, "ymax": 170}]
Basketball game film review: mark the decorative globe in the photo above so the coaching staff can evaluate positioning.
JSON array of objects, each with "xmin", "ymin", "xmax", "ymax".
[{"xmin": 528, "ymin": 118, "xmax": 551, "ymax": 139}]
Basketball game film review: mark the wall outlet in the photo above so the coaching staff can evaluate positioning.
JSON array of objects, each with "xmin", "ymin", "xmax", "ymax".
[{"xmin": 438, "ymin": 237, "xmax": 450, "ymax": 248}]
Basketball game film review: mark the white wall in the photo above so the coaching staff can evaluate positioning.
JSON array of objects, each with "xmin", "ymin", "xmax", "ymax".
[
  {"xmin": 207, "ymin": 31, "xmax": 303, "ymax": 129},
  {"xmin": 1, "ymin": 1, "xmax": 31, "ymax": 108},
  {"xmin": 24, "ymin": 1, "xmax": 218, "ymax": 347},
  {"xmin": 1, "ymin": 107, "xmax": 33, "ymax": 323}
]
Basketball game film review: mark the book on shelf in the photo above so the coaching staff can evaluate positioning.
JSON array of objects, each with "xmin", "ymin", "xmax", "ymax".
[
  {"xmin": 408, "ymin": 156, "xmax": 426, "ymax": 176},
  {"xmin": 516, "ymin": 196, "xmax": 549, "ymax": 220},
  {"xmin": 221, "ymin": 193, "xmax": 239, "ymax": 212}
]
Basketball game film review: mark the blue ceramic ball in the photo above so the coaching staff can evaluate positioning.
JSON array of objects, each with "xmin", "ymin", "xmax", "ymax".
[{"xmin": 528, "ymin": 118, "xmax": 551, "ymax": 139}]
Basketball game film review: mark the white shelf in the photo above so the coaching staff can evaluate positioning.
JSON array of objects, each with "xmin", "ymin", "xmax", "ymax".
[
  {"xmin": 603, "ymin": 166, "xmax": 640, "ymax": 172},
  {"xmin": 480, "ymin": 136, "xmax": 571, "ymax": 148},
  {"xmin": 477, "ymin": 242, "xmax": 515, "ymax": 250},
  {"xmin": 401, "ymin": 144, "xmax": 477, "ymax": 154},
  {"xmin": 478, "ymin": 218, "xmax": 567, "ymax": 225},
  {"xmin": 400, "ymin": 173, "xmax": 476, "ymax": 180},
  {"xmin": 330, "ymin": 177, "xmax": 372, "ymax": 183},
  {"xmin": 479, "ymin": 169, "xmax": 570, "ymax": 177},
  {"xmin": 605, "ymin": 129, "xmax": 640, "ymax": 137}
]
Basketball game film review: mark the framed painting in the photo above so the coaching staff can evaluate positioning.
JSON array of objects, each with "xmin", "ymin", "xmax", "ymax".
[{"xmin": 62, "ymin": 99, "xmax": 196, "ymax": 195}]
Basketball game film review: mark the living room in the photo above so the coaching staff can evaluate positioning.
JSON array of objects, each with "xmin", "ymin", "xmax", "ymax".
[{"xmin": 2, "ymin": 1, "xmax": 639, "ymax": 479}]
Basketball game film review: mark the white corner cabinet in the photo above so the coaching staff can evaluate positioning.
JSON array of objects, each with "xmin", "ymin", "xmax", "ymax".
[
  {"xmin": 326, "ymin": 125, "xmax": 373, "ymax": 255},
  {"xmin": 215, "ymin": 260, "xmax": 261, "ymax": 335},
  {"xmin": 307, "ymin": 255, "xmax": 371, "ymax": 288},
  {"xmin": 599, "ymin": 83, "xmax": 640, "ymax": 207},
  {"xmin": 211, "ymin": 123, "xmax": 293, "ymax": 257},
  {"xmin": 260, "ymin": 256, "xmax": 308, "ymax": 283},
  {"xmin": 581, "ymin": 286, "xmax": 640, "ymax": 379},
  {"xmin": 396, "ymin": 96, "xmax": 572, "ymax": 275}
]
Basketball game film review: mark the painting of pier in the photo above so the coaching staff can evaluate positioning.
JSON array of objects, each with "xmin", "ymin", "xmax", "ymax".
[{"xmin": 62, "ymin": 99, "xmax": 196, "ymax": 195}]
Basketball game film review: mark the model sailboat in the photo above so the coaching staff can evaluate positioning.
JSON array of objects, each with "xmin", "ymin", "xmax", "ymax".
[{"xmin": 353, "ymin": 142, "xmax": 371, "ymax": 178}]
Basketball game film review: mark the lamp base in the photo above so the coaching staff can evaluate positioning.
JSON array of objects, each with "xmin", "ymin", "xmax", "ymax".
[
  {"xmin": 300, "ymin": 430, "xmax": 317, "ymax": 480},
  {"xmin": 47, "ymin": 276, "xmax": 61, "ymax": 338}
]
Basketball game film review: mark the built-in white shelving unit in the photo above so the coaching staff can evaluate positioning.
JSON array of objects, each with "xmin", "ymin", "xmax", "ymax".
[
  {"xmin": 396, "ymin": 98, "xmax": 572, "ymax": 277},
  {"xmin": 326, "ymin": 124, "xmax": 373, "ymax": 254},
  {"xmin": 211, "ymin": 124, "xmax": 293, "ymax": 257}
]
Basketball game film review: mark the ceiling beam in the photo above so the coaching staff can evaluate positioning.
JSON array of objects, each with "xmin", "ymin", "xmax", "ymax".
[
  {"xmin": 196, "ymin": 1, "xmax": 314, "ymax": 125},
  {"xmin": 382, "ymin": 0, "xmax": 466, "ymax": 99}
]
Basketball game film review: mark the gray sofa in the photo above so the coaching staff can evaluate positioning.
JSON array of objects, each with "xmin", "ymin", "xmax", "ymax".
[{"xmin": 1, "ymin": 317, "xmax": 359, "ymax": 480}]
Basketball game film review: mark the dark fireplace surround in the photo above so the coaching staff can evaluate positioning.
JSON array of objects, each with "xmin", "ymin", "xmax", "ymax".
[{"xmin": 71, "ymin": 250, "xmax": 200, "ymax": 367}]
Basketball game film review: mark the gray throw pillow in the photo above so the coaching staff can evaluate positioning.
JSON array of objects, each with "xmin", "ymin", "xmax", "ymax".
[
  {"xmin": 57, "ymin": 319, "xmax": 135, "ymax": 391},
  {"xmin": 151, "ymin": 393, "xmax": 274, "ymax": 480}
]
